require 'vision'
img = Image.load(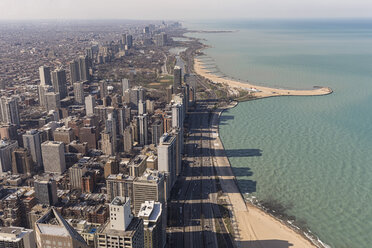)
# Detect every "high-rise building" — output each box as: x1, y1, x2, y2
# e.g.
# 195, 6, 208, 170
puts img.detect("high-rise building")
137, 114, 148, 146
38, 85, 54, 107
133, 169, 165, 215
69, 164, 87, 189
155, 33, 167, 47
104, 157, 119, 178
34, 178, 58, 206
151, 120, 164, 146
138, 201, 164, 248
96, 197, 144, 248
100, 81, 108, 99
173, 66, 182, 91
128, 155, 147, 178
45, 91, 60, 112
35, 208, 88, 248
0, 139, 18, 173
123, 126, 133, 153
69, 60, 80, 84
0, 96, 20, 126
146, 100, 154, 114
51, 69, 68, 99
157, 133, 177, 199
85, 95, 95, 116
11, 147, 33, 175
78, 56, 90, 82
73, 82, 84, 104
0, 227, 35, 248
39, 66, 52, 86
41, 141, 66, 174
166, 85, 173, 104
122, 78, 130, 95
79, 126, 98, 149
106, 113, 117, 151
126, 34, 133, 48
106, 174, 134, 202
171, 103, 183, 128
138, 100, 146, 115
53, 127, 74, 144
23, 130, 43, 168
